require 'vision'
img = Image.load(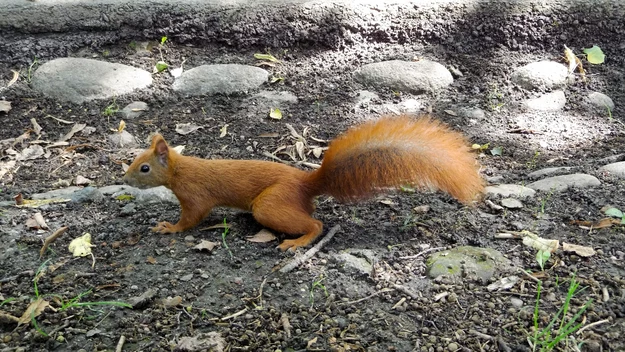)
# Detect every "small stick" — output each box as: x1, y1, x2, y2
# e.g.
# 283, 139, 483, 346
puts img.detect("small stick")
221, 307, 248, 321
575, 319, 610, 335
393, 284, 419, 300
115, 335, 126, 352
399, 246, 445, 260
517, 267, 540, 283
40, 226, 68, 258
279, 225, 340, 273
339, 288, 394, 306
469, 329, 494, 341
